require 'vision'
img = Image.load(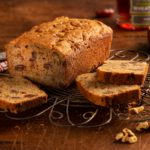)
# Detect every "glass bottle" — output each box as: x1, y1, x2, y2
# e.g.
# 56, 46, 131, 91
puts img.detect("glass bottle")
117, 0, 150, 30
